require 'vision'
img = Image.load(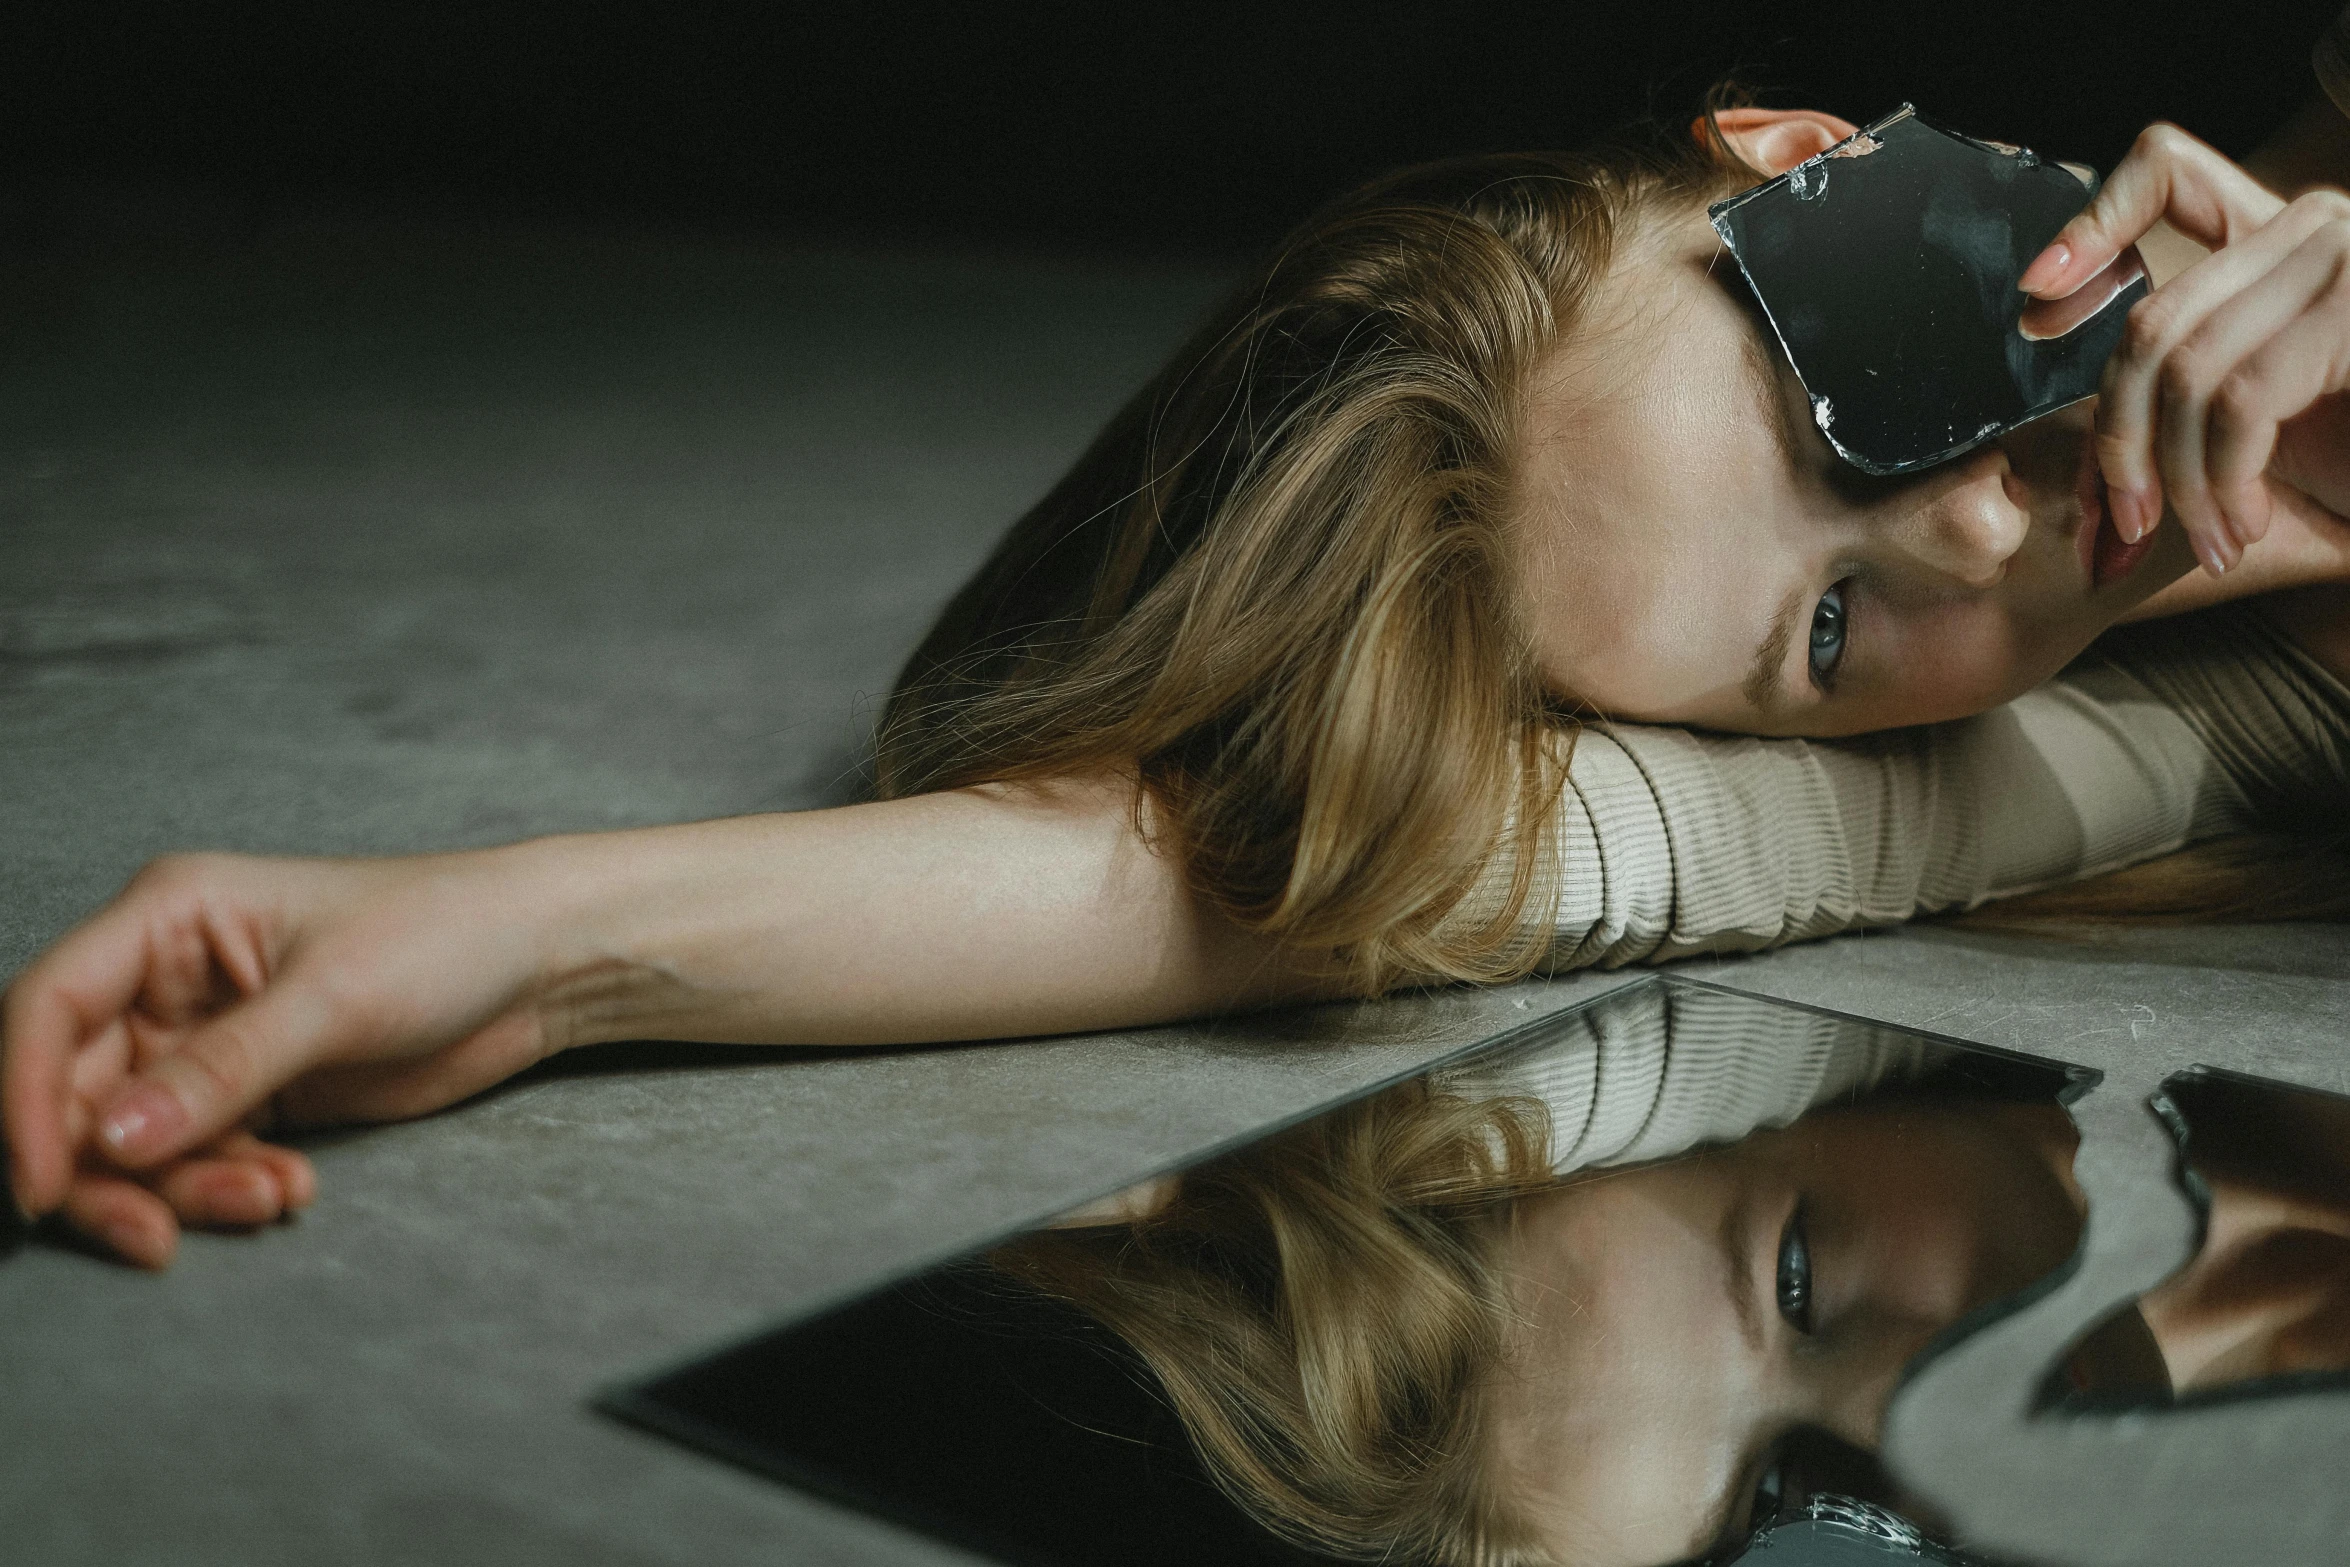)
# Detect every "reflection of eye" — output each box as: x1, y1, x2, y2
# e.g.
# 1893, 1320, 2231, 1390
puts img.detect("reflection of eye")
1776, 1204, 1815, 1334
1808, 584, 1850, 689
